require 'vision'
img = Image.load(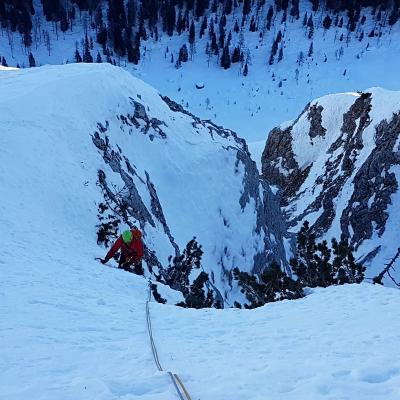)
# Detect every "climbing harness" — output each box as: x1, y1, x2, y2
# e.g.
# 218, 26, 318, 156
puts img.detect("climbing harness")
146, 282, 193, 400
